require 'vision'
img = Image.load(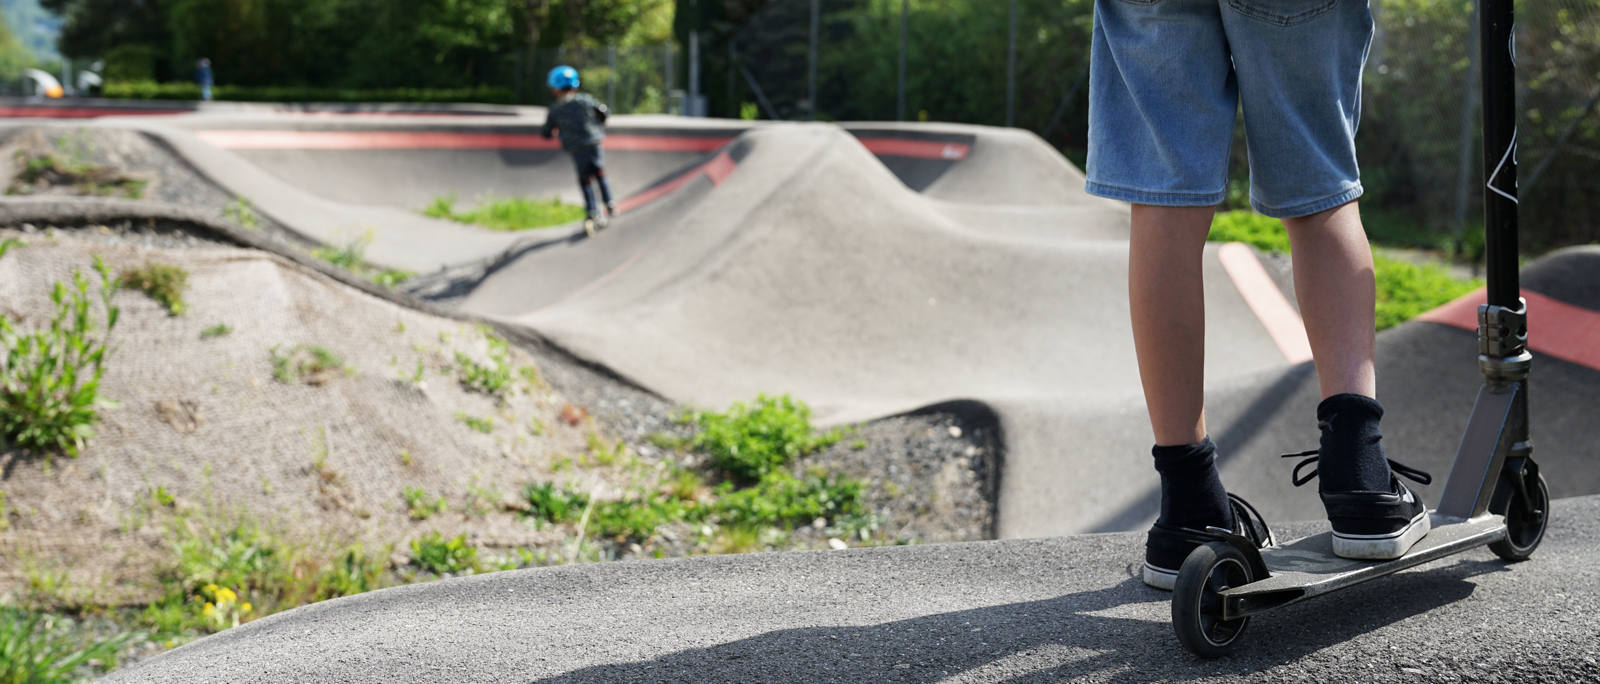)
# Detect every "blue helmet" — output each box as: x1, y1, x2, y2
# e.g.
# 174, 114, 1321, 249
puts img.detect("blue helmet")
547, 65, 580, 90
